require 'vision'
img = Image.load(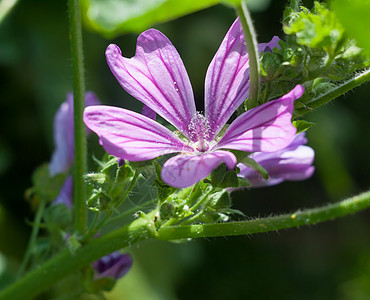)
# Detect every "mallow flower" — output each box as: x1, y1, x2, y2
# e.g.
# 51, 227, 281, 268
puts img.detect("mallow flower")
84, 18, 304, 188
238, 132, 315, 187
49, 91, 100, 177
49, 93, 133, 279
